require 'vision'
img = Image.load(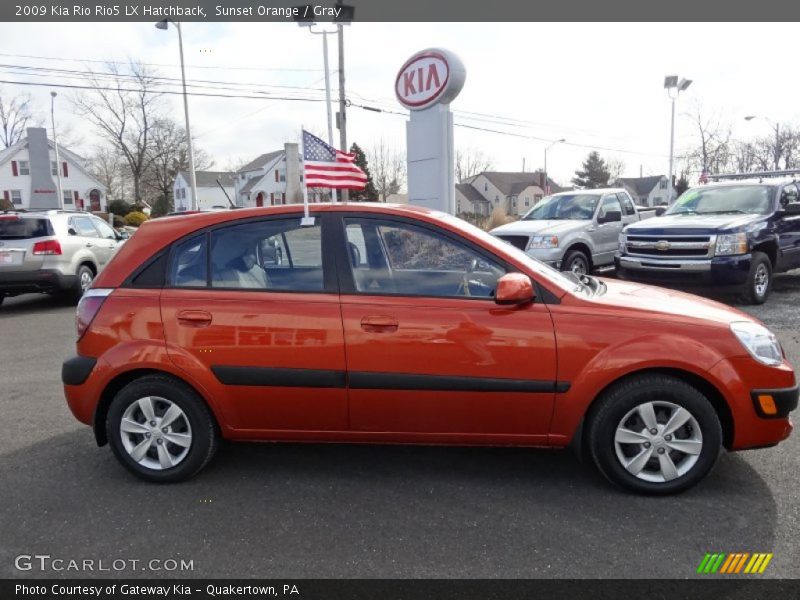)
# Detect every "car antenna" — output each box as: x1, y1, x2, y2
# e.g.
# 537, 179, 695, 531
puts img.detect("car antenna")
216, 178, 236, 209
